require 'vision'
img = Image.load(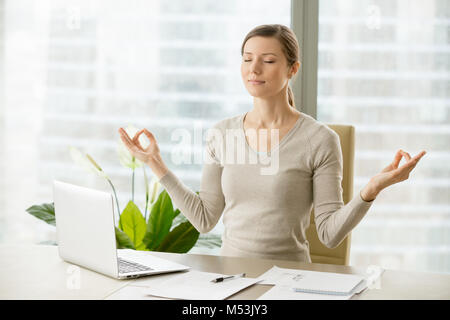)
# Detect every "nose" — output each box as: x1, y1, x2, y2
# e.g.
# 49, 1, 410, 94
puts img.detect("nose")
249, 60, 261, 75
